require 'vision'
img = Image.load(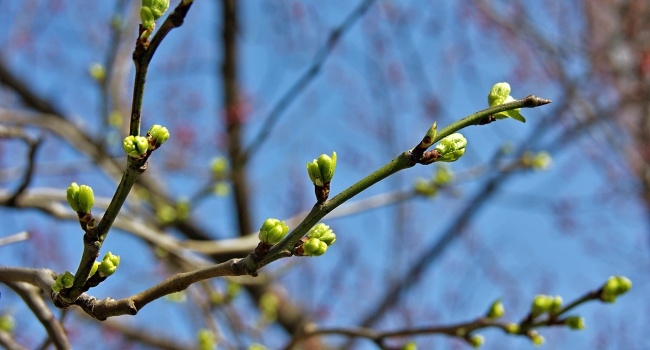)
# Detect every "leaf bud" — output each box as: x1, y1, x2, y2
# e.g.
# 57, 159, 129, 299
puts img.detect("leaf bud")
123, 135, 149, 158
99, 252, 121, 277
148, 124, 170, 146
258, 218, 289, 245
434, 133, 467, 162
303, 237, 328, 256
307, 223, 336, 246
486, 299, 504, 319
